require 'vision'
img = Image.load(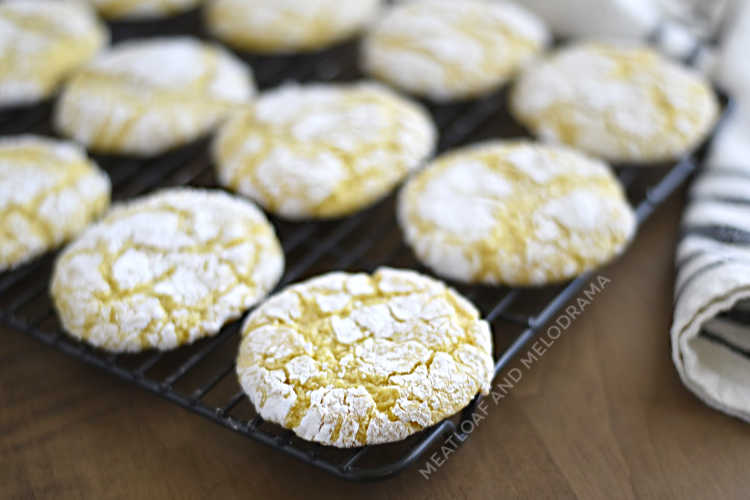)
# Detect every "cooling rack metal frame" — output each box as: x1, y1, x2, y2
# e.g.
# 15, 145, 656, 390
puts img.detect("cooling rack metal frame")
0, 17, 732, 481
